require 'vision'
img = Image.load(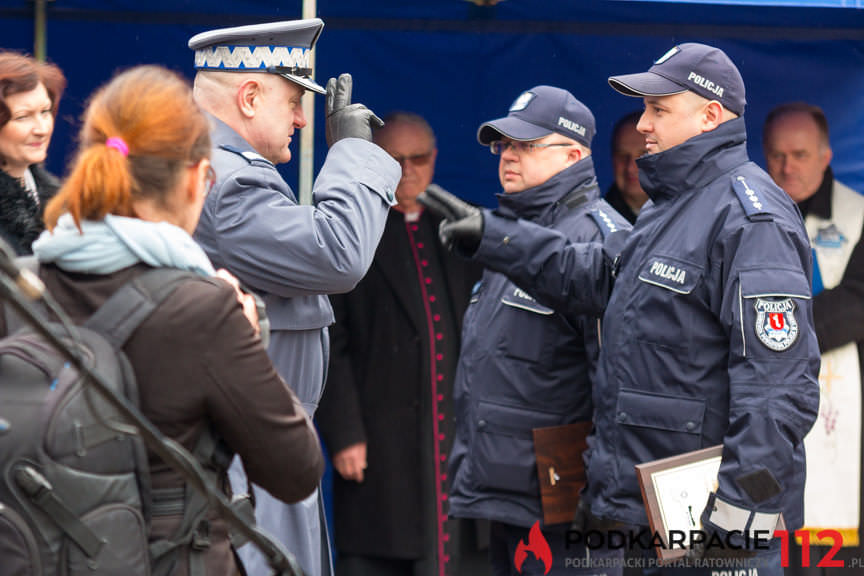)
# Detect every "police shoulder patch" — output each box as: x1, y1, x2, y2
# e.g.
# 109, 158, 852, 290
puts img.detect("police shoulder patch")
589, 207, 620, 239
754, 298, 799, 351
731, 175, 773, 222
